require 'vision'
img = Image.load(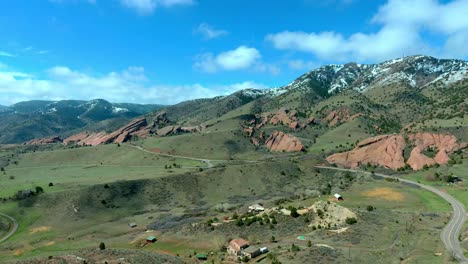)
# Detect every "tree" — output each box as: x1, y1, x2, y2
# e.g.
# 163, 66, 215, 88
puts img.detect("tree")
307, 240, 312, 247
366, 205, 374, 212
290, 207, 300, 218
271, 236, 276, 242
99, 242, 106, 250
48, 182, 54, 187
35, 186, 44, 194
